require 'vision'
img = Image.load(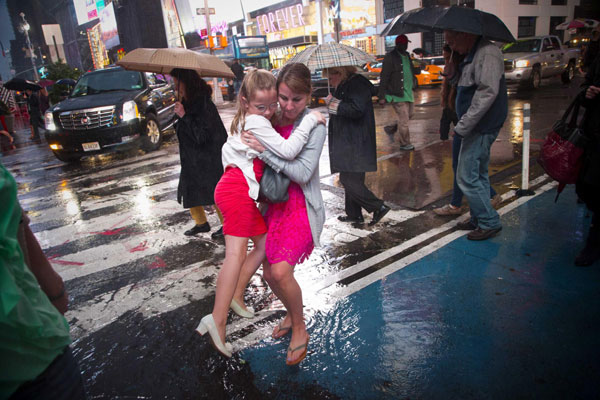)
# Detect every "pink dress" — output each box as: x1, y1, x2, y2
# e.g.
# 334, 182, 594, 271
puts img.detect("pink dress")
264, 124, 314, 266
